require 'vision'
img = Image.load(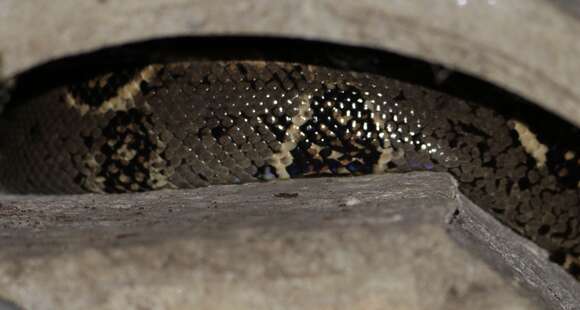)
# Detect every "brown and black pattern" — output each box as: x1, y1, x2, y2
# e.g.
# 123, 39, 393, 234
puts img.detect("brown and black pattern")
0, 60, 579, 279
67, 67, 141, 109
